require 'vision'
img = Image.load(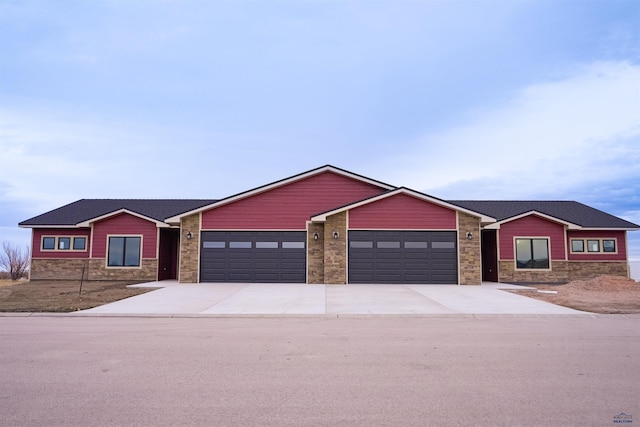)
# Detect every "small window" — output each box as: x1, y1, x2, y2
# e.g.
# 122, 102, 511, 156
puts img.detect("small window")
229, 241, 252, 248
42, 237, 55, 250
516, 238, 549, 269
571, 240, 584, 253
432, 242, 455, 249
377, 241, 400, 249
73, 237, 86, 250
256, 242, 278, 249
350, 241, 374, 248
587, 240, 600, 252
404, 242, 428, 249
203, 241, 225, 249
108, 236, 141, 267
602, 240, 616, 253
58, 237, 71, 250
282, 241, 305, 249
